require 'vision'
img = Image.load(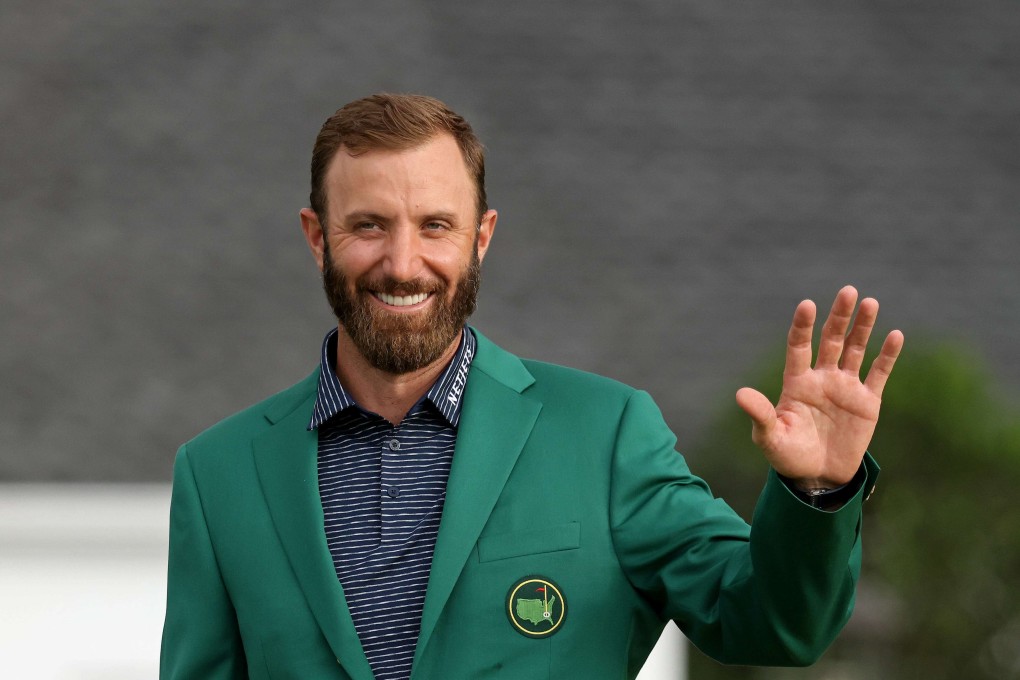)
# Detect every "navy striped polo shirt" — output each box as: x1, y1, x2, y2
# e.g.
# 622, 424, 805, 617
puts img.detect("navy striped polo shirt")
308, 326, 476, 680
